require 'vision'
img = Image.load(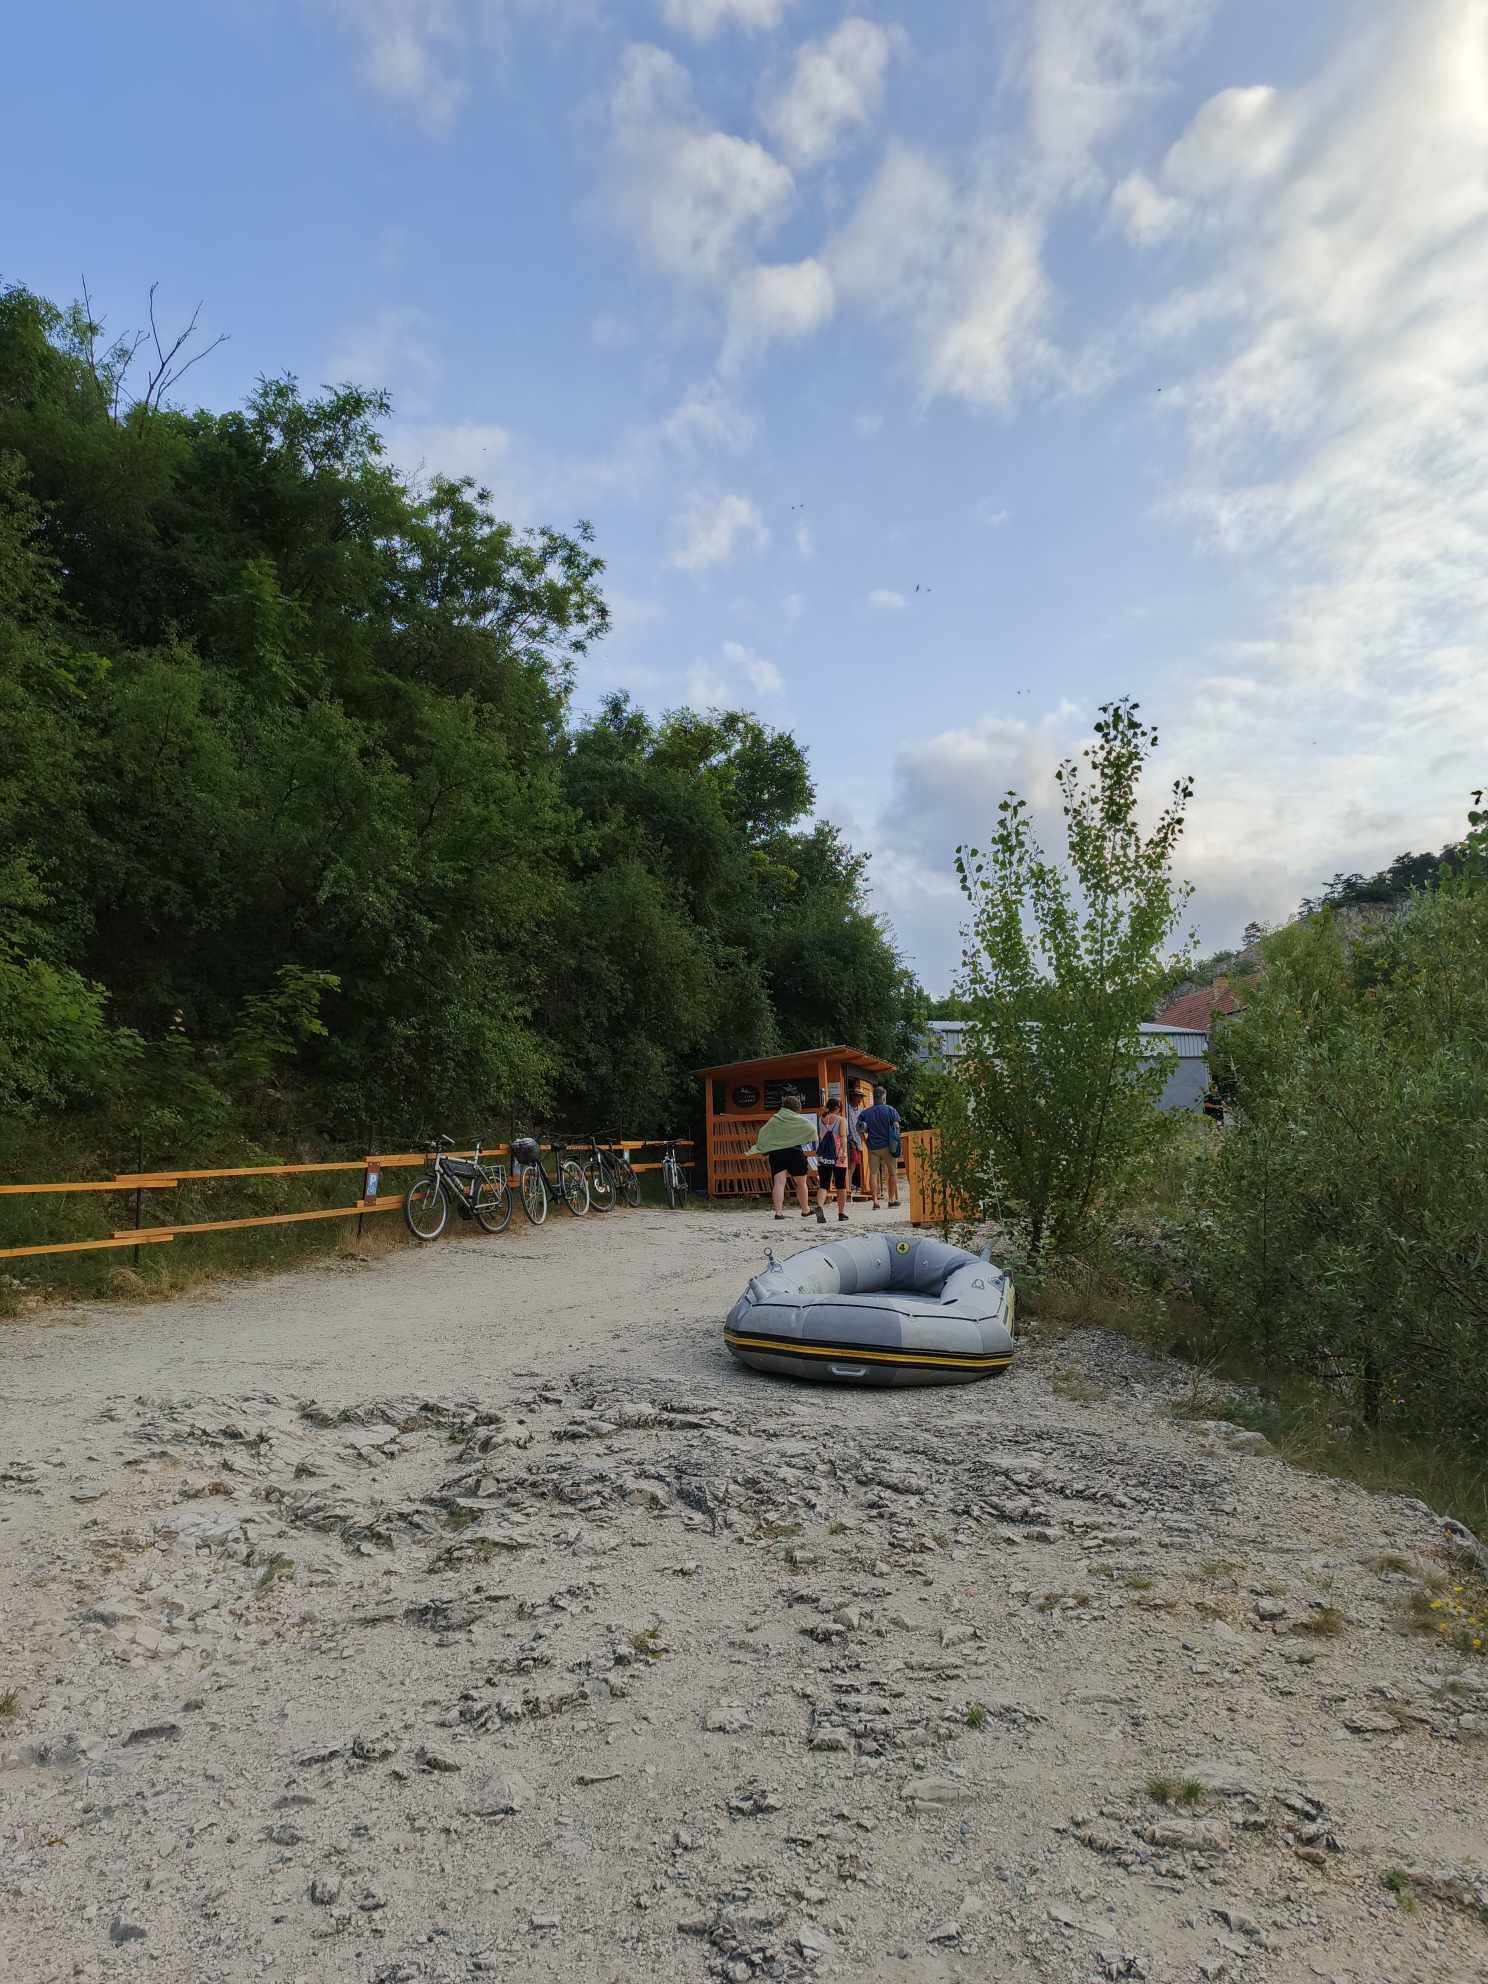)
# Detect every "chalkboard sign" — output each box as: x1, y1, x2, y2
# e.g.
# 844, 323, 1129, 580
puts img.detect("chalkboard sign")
763, 1078, 821, 1110
731, 1084, 760, 1108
